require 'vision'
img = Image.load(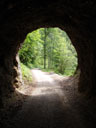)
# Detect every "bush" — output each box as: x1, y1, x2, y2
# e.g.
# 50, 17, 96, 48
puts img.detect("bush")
20, 62, 32, 82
